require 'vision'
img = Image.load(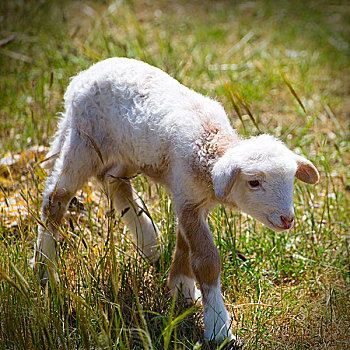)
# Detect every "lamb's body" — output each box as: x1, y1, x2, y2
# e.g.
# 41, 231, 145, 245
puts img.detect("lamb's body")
52, 58, 234, 200
35, 58, 319, 344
